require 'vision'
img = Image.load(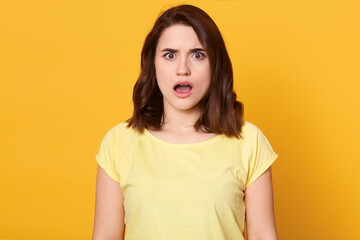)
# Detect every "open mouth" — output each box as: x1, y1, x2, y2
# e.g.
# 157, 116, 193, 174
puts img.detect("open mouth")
173, 83, 193, 93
